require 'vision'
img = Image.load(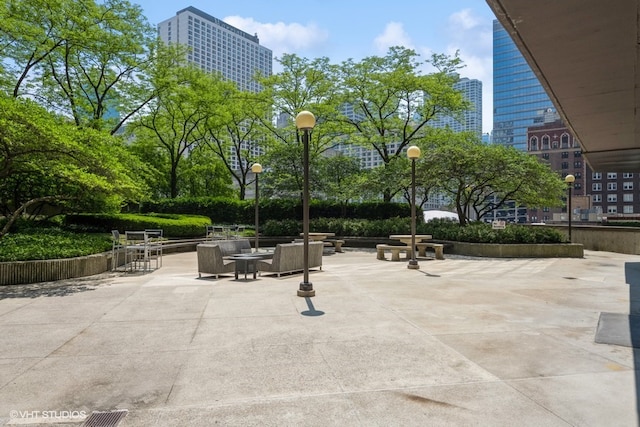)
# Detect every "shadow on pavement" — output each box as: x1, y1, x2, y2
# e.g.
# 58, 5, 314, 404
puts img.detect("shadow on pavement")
0, 274, 118, 299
